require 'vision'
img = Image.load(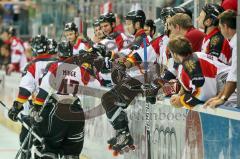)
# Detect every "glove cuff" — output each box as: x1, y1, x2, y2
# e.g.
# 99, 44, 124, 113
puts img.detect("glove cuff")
13, 101, 23, 110
34, 104, 42, 112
